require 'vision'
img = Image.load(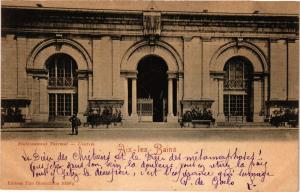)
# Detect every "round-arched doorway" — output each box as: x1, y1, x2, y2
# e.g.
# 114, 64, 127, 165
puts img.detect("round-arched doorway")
46, 53, 78, 121
137, 55, 168, 122
223, 56, 254, 122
